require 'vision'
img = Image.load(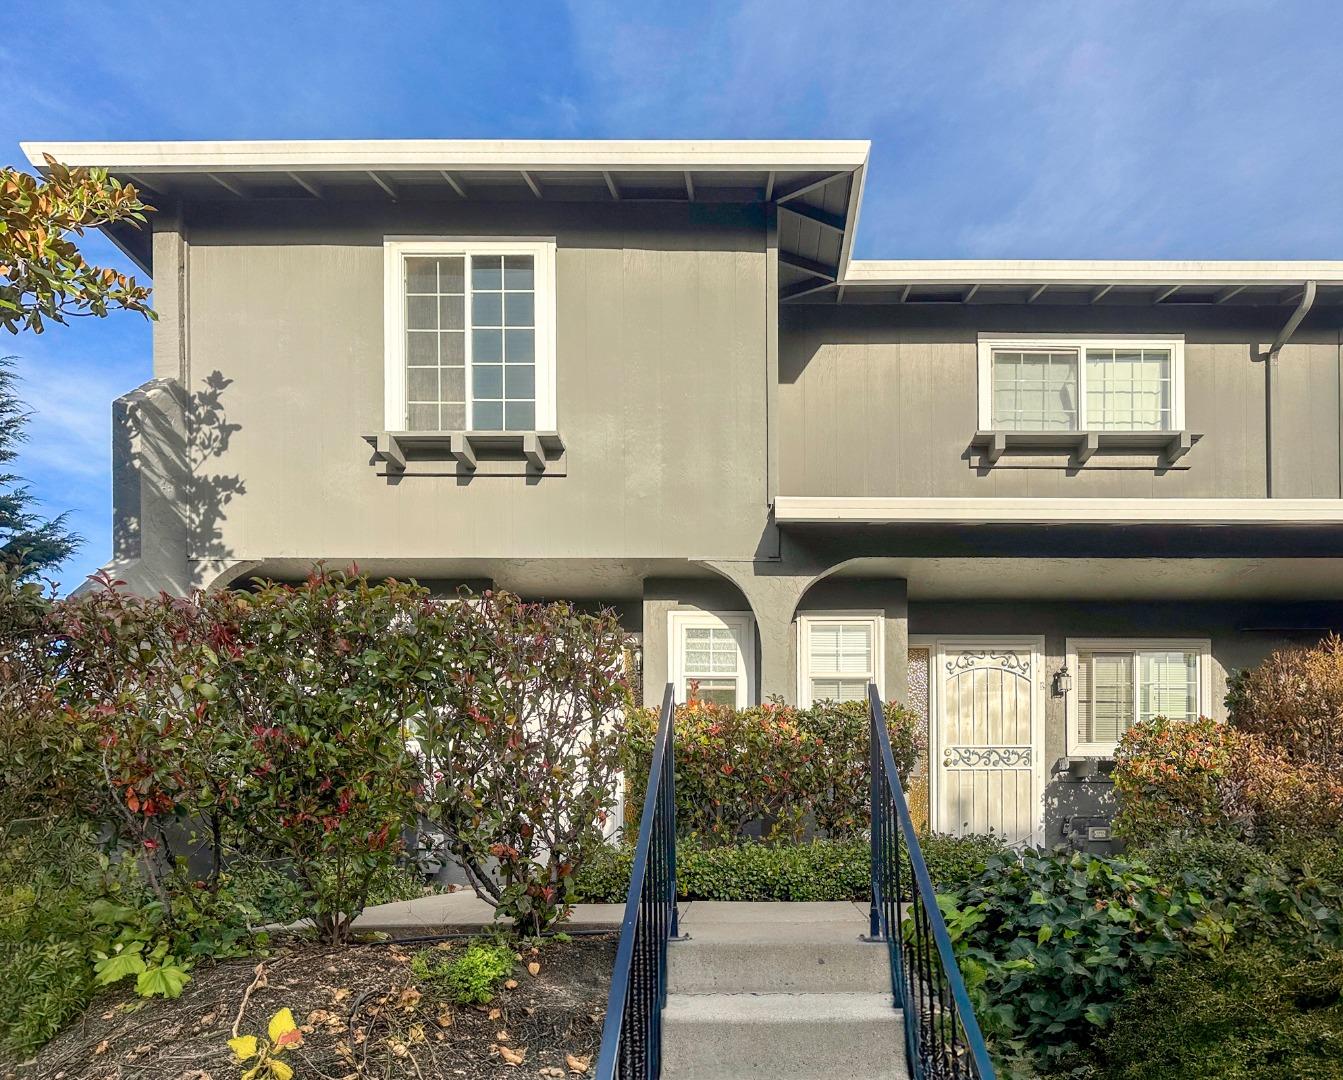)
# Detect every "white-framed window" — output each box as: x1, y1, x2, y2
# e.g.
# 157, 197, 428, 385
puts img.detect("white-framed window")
797, 613, 883, 705
977, 334, 1185, 432
1065, 637, 1212, 755
383, 238, 557, 432
668, 611, 754, 708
